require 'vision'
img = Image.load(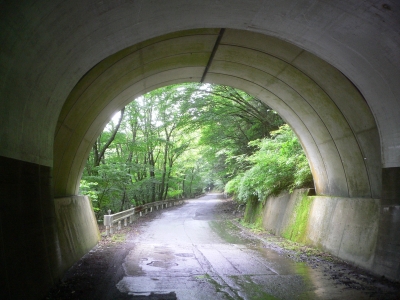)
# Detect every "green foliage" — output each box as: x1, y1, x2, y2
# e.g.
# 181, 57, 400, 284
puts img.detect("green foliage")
79, 180, 99, 200
224, 174, 243, 199
79, 180, 100, 211
80, 83, 313, 219
225, 124, 313, 202
166, 188, 183, 199
193, 85, 285, 186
